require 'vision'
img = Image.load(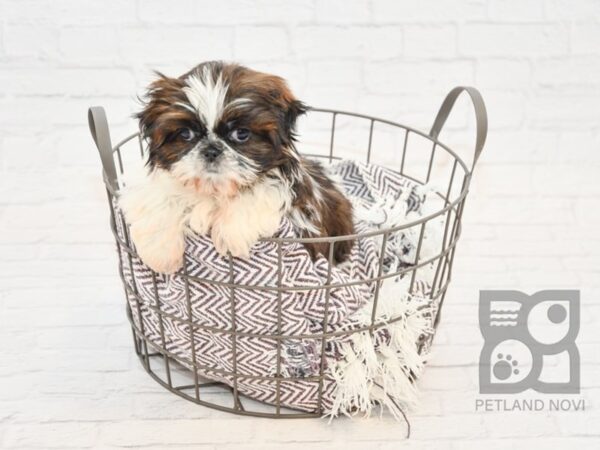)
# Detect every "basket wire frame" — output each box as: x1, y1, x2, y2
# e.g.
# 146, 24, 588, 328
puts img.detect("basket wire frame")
89, 86, 487, 418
